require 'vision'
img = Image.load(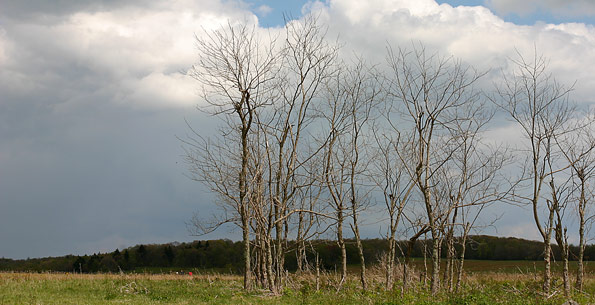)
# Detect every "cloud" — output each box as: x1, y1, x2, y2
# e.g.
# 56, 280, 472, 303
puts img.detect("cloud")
0, 30, 8, 65
485, 0, 595, 18
0, 0, 258, 112
497, 222, 543, 241
256, 4, 273, 17
0, 0, 259, 258
308, 0, 595, 106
